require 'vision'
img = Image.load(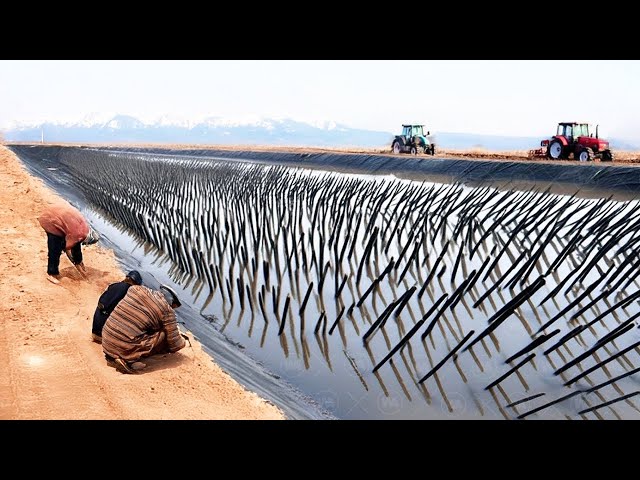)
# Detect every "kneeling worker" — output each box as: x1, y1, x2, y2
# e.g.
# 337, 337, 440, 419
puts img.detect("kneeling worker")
91, 270, 144, 344
102, 284, 186, 374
